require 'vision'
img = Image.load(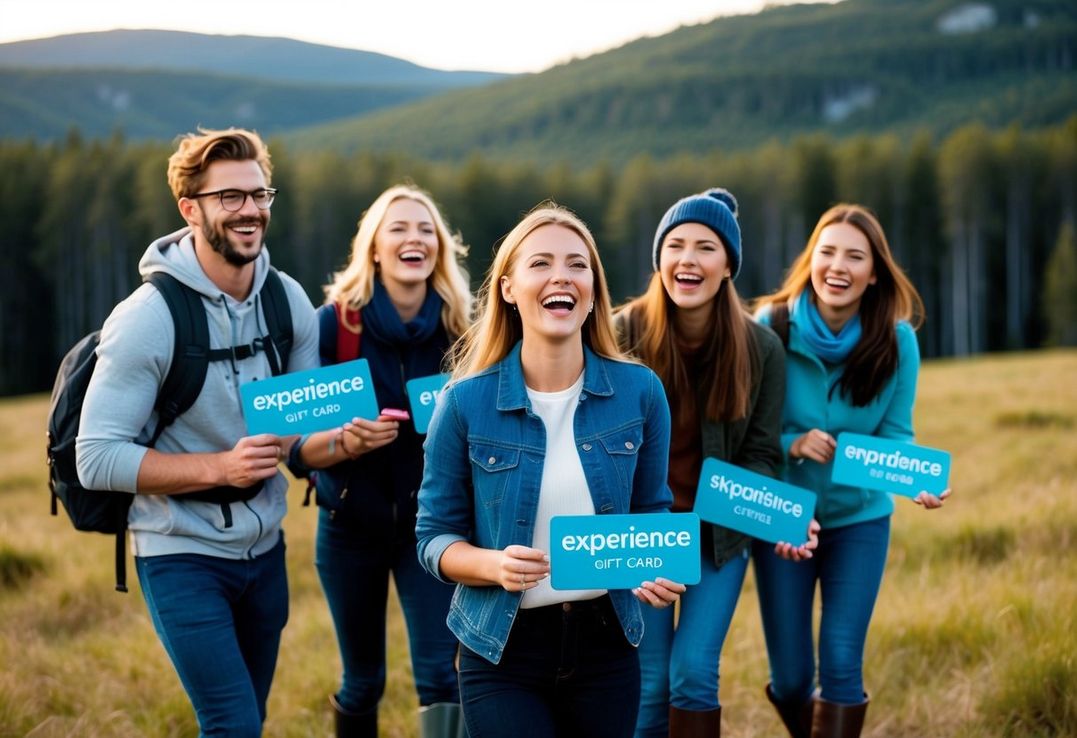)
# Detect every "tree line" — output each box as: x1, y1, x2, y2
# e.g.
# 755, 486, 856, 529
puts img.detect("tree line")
1, 118, 1075, 396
